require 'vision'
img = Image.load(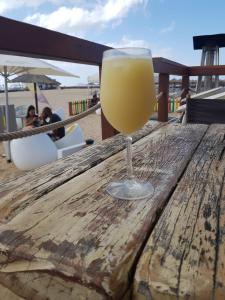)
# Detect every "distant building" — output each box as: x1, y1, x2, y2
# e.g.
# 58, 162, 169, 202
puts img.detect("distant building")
11, 74, 61, 91
38, 78, 61, 90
